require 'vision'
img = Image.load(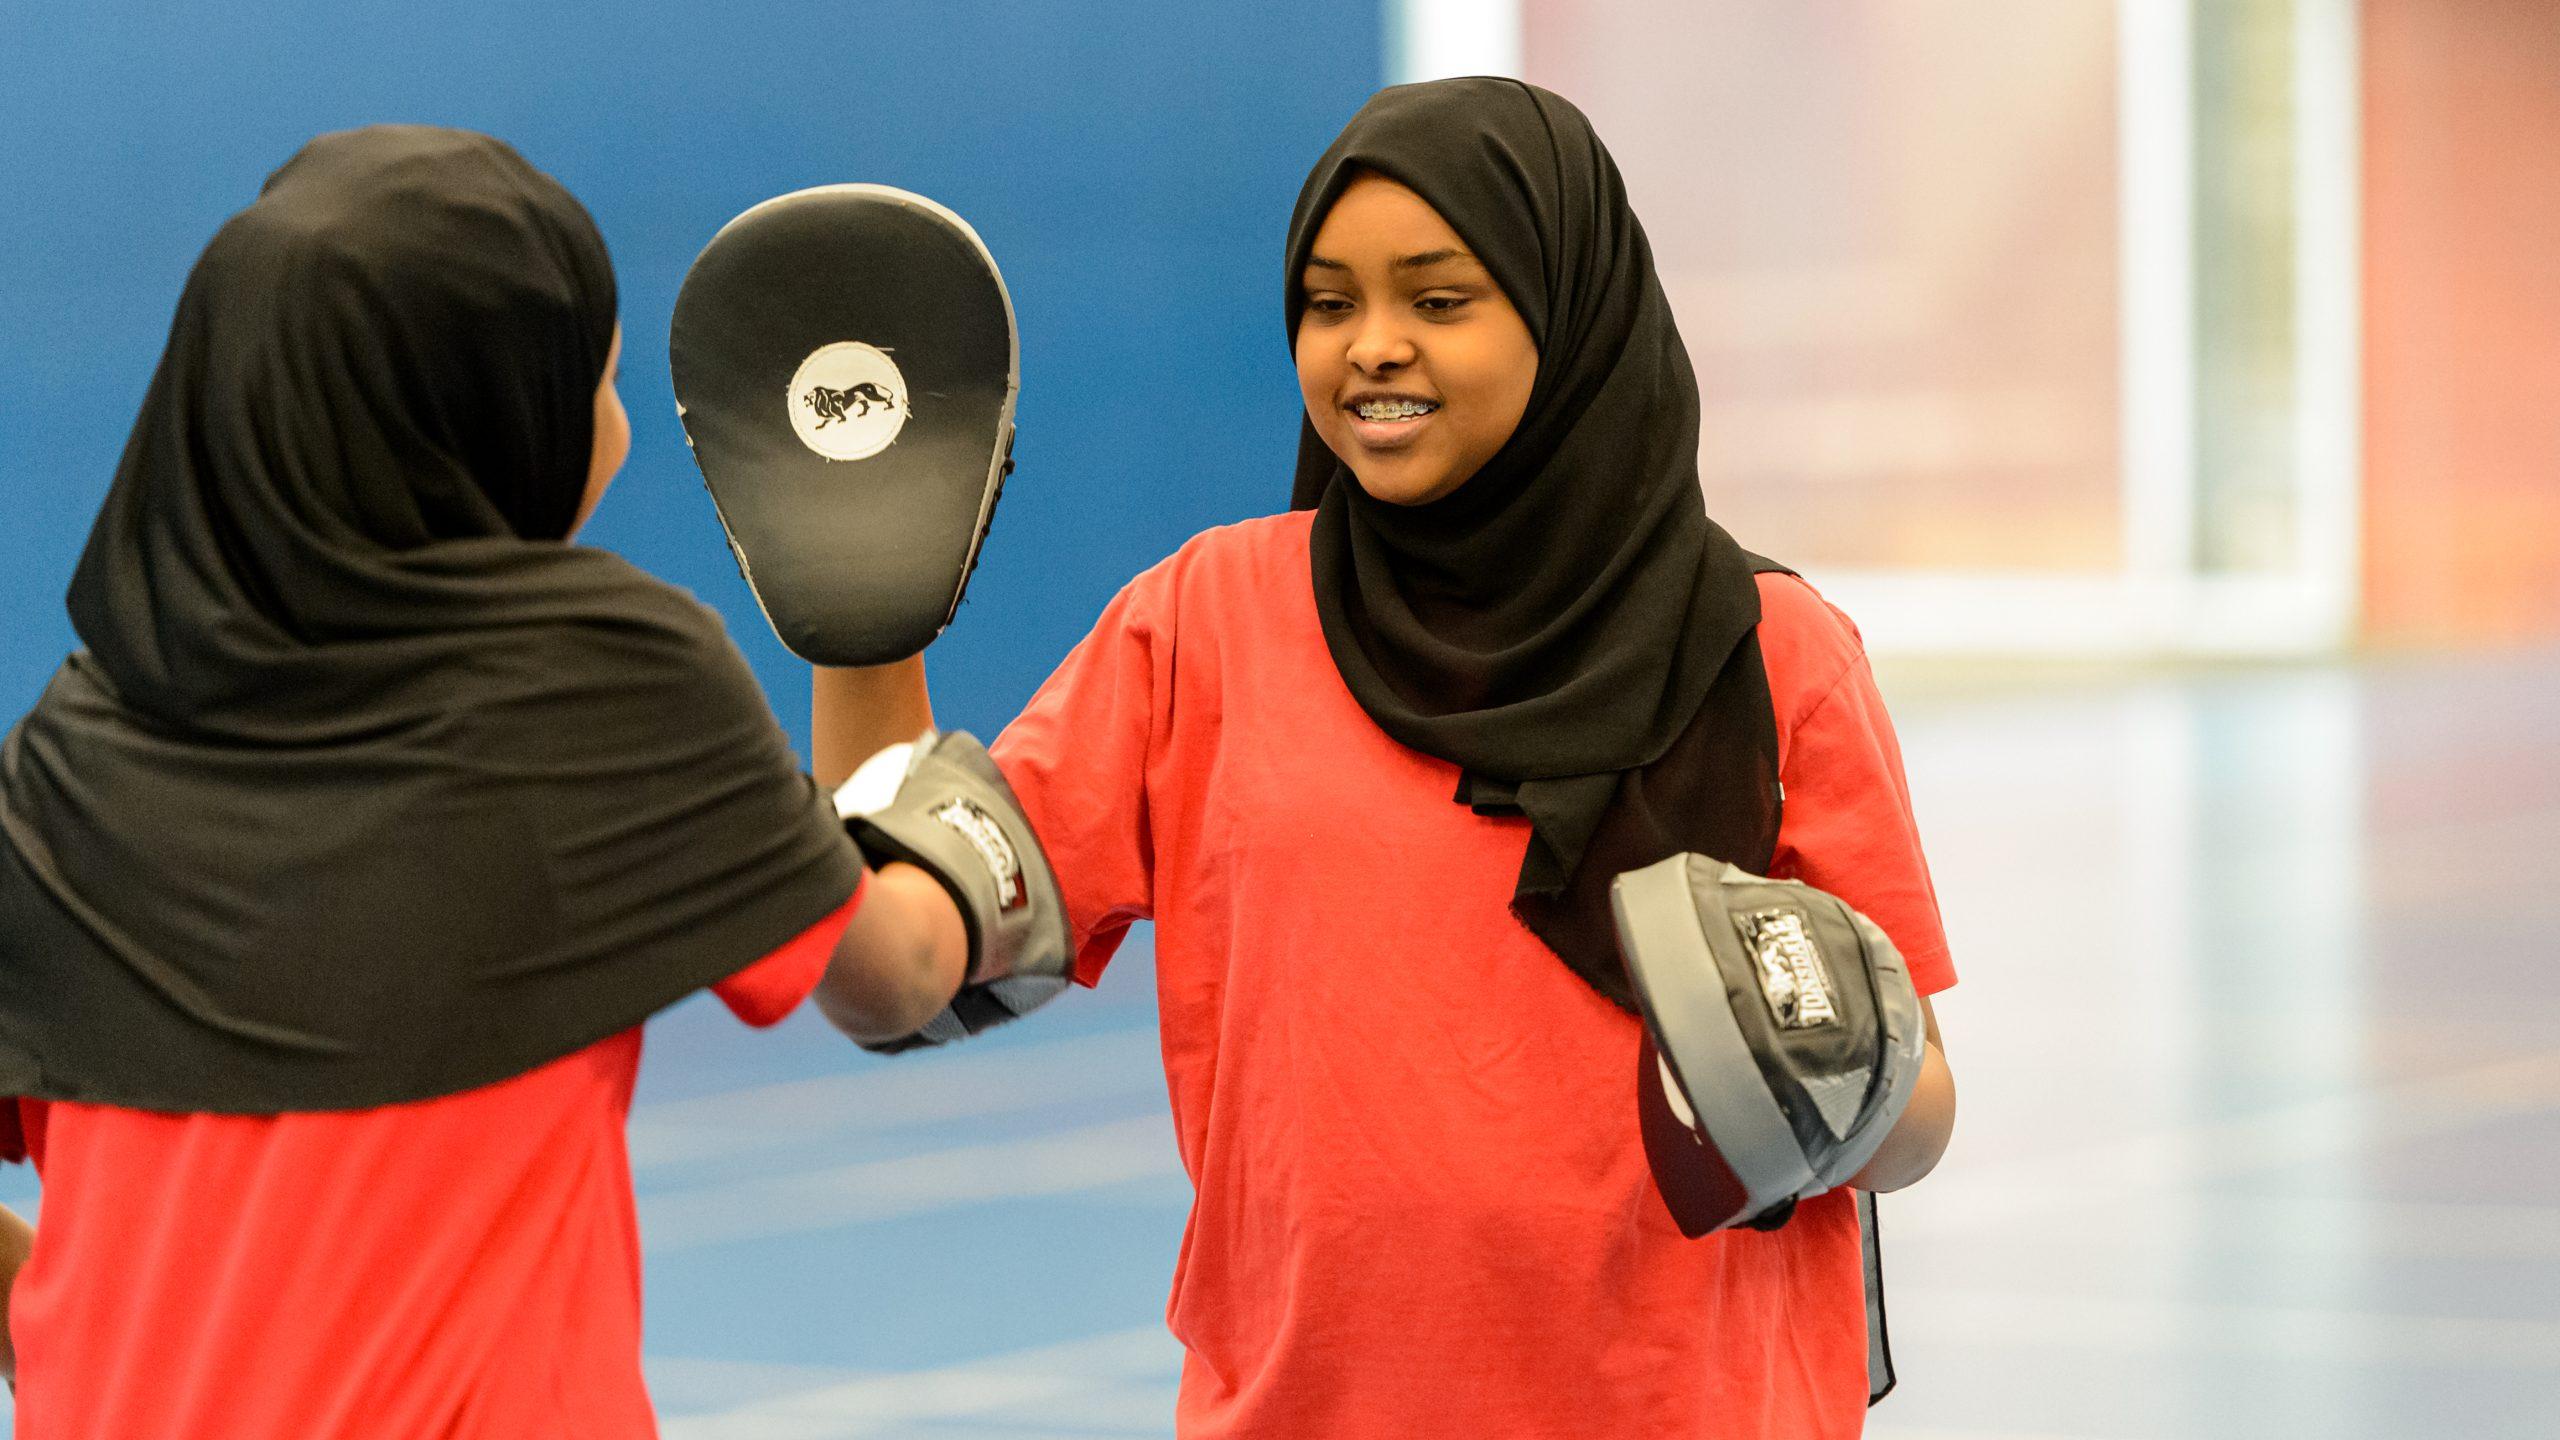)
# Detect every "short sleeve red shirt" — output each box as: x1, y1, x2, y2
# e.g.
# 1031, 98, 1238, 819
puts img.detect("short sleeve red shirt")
991, 512, 1952, 1440
5, 888, 858, 1440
